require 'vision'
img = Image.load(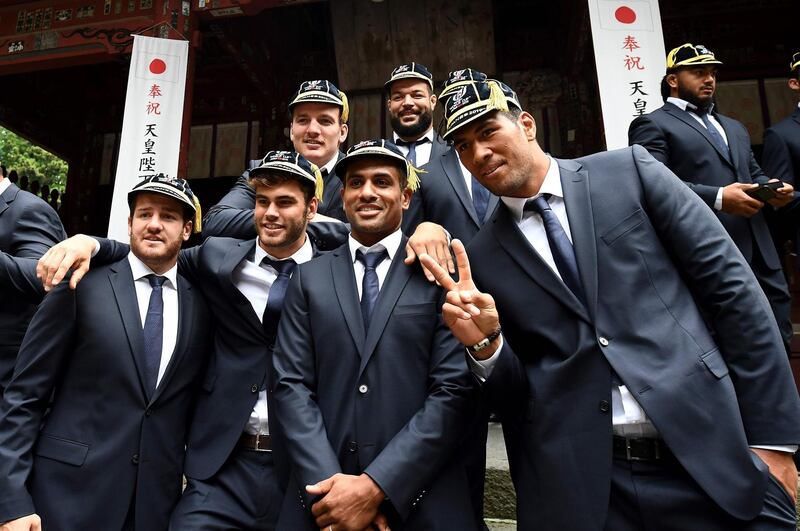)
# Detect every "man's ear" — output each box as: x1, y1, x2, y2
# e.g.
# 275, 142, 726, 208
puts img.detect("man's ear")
788, 77, 800, 92
666, 73, 679, 89
339, 123, 349, 144
518, 112, 537, 142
